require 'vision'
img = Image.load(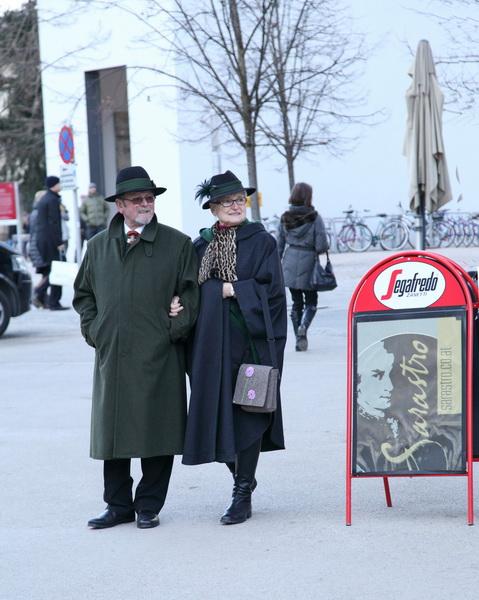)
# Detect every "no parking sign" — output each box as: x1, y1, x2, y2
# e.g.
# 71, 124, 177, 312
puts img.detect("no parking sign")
59, 125, 75, 164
